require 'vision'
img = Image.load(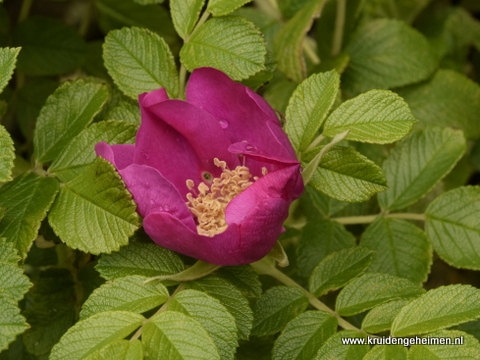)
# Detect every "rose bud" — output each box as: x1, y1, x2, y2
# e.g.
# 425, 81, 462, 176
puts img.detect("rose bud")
96, 67, 303, 266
